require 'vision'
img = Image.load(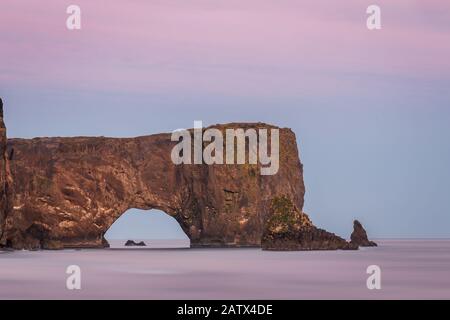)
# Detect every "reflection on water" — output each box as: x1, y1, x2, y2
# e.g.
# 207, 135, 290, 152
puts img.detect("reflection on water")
1, 240, 450, 299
